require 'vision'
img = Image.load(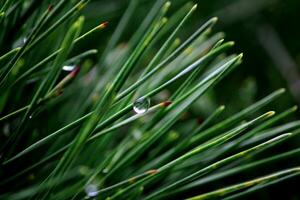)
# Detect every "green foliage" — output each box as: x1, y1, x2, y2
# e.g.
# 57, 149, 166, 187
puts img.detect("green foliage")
0, 0, 299, 199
